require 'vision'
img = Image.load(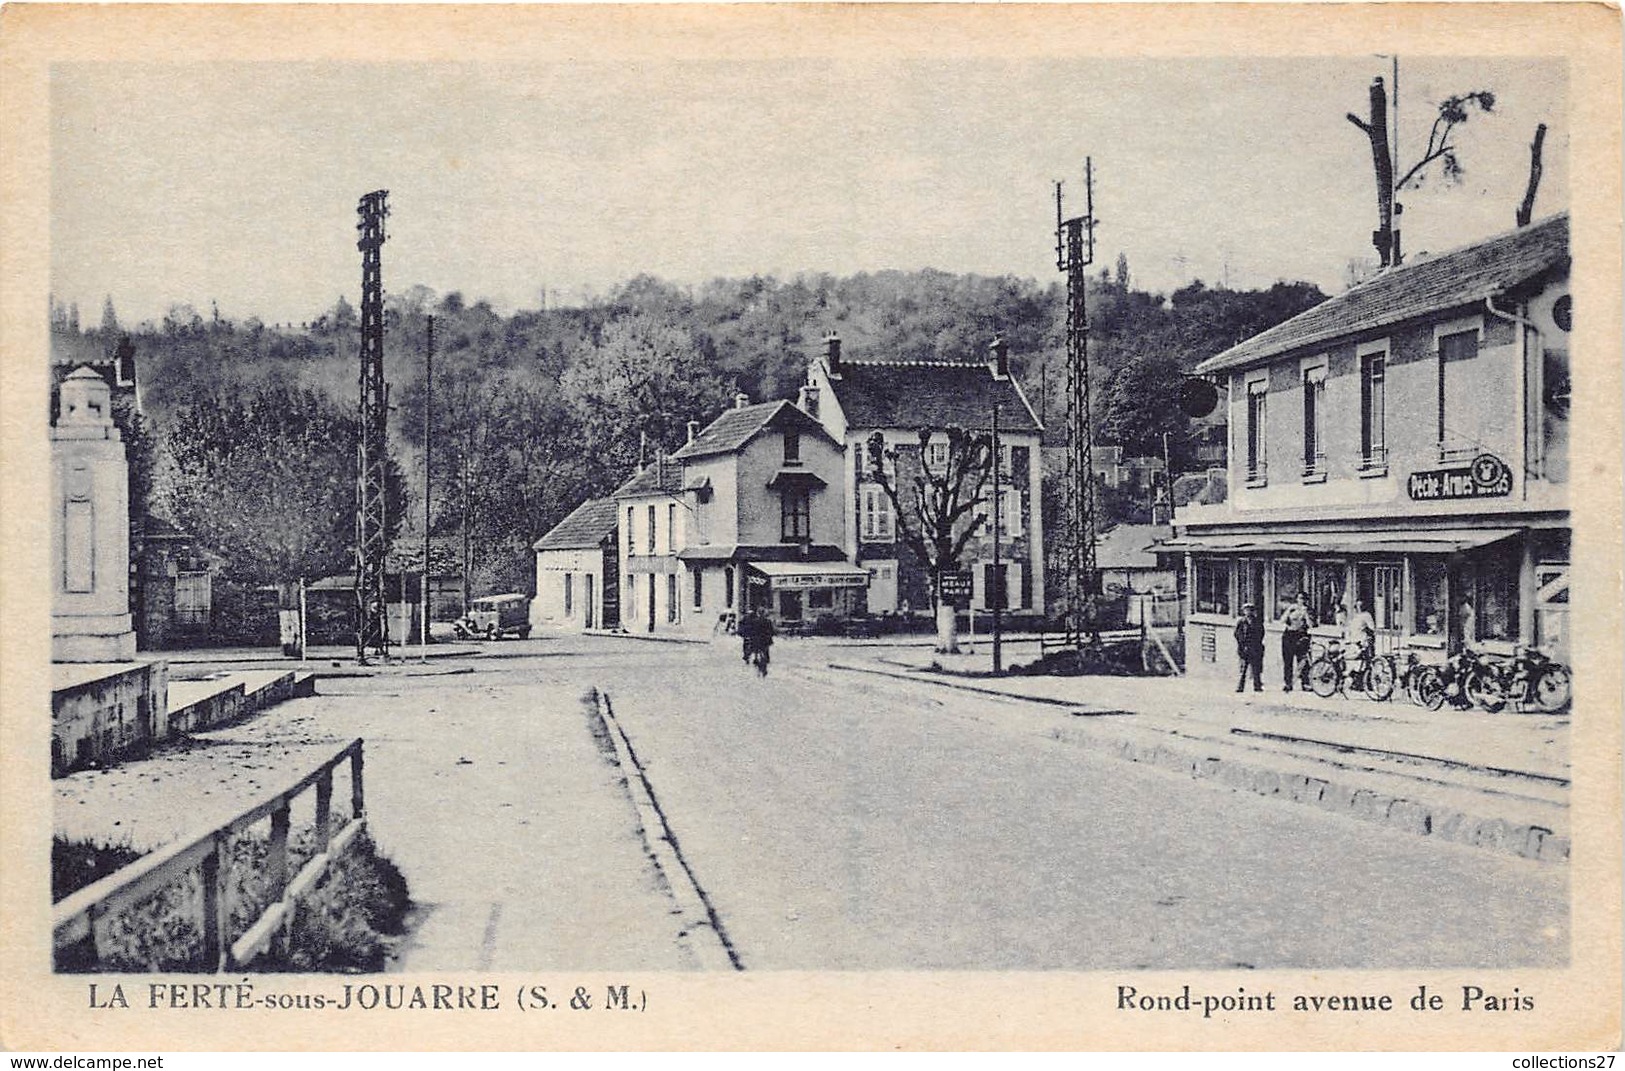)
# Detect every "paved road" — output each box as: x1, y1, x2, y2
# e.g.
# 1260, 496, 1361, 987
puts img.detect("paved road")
70, 634, 1566, 971
580, 635, 1568, 970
